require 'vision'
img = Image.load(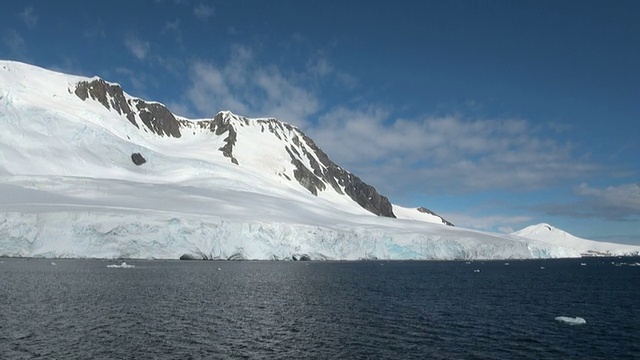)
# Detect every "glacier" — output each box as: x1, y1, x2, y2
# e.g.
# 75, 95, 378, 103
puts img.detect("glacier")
0, 208, 581, 260
0, 60, 592, 260
0, 175, 581, 260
